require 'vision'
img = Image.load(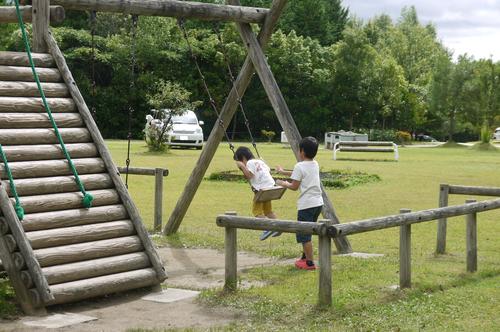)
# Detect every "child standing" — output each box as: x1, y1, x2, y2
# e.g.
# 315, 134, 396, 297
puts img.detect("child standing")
234, 146, 281, 240
276, 137, 323, 270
